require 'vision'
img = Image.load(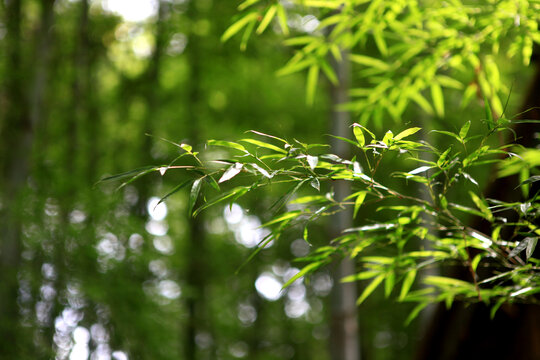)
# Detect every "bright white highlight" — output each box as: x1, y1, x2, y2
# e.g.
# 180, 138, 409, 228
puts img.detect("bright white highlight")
147, 197, 168, 221
102, 0, 158, 22
255, 272, 283, 301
